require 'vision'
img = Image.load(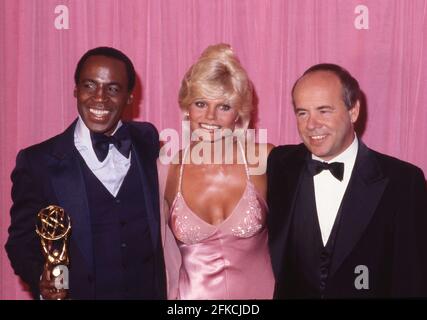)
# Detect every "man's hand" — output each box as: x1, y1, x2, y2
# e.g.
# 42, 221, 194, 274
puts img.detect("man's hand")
39, 263, 67, 300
